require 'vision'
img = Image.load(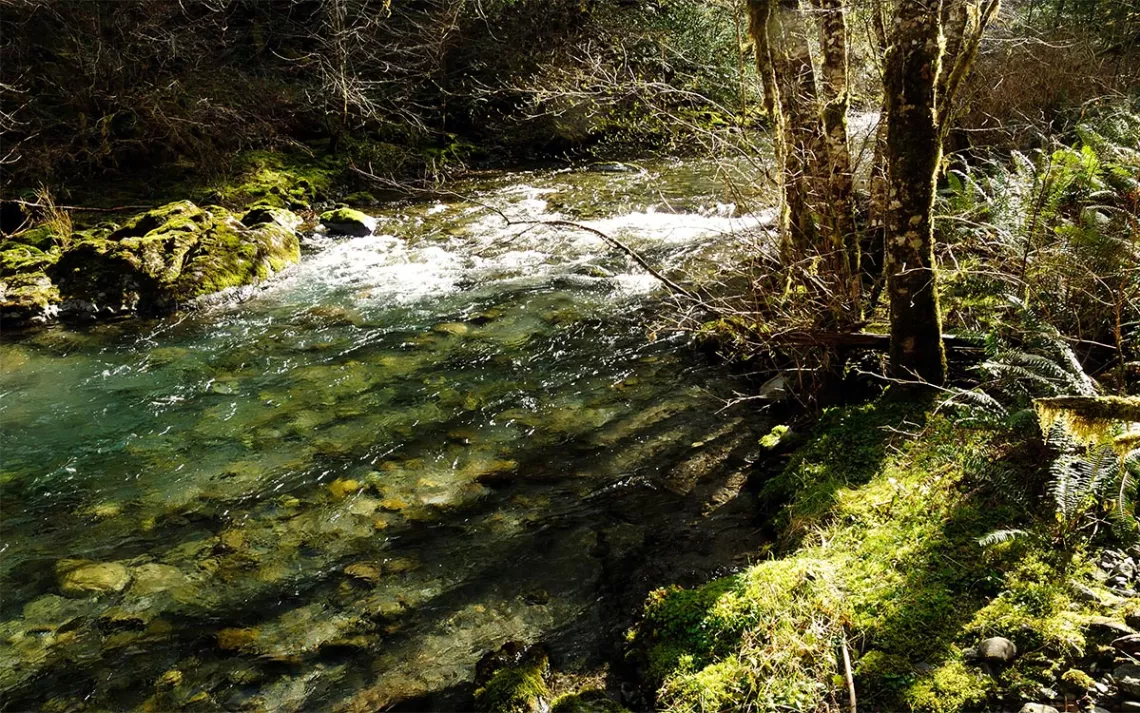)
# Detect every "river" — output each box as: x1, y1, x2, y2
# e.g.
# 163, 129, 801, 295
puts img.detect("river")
0, 158, 776, 711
